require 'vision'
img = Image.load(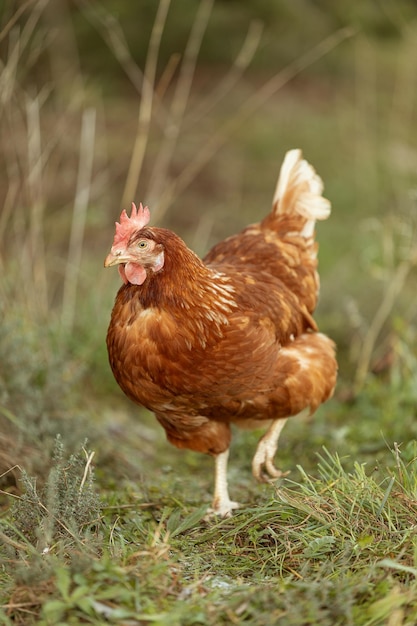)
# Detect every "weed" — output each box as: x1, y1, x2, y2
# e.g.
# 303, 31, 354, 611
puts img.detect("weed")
2, 436, 100, 558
